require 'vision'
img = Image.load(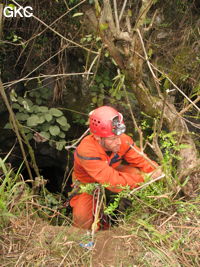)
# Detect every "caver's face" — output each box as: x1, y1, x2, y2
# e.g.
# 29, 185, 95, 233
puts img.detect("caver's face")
100, 135, 122, 153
